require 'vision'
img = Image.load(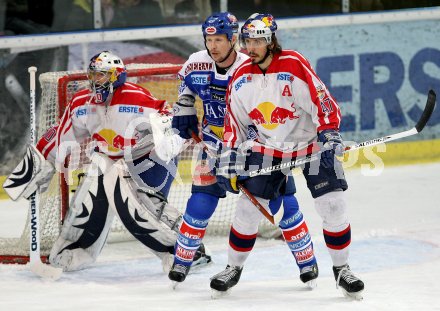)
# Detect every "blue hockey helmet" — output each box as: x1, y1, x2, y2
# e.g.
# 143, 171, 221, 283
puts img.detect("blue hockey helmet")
87, 50, 126, 102
240, 13, 278, 46
202, 12, 239, 41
